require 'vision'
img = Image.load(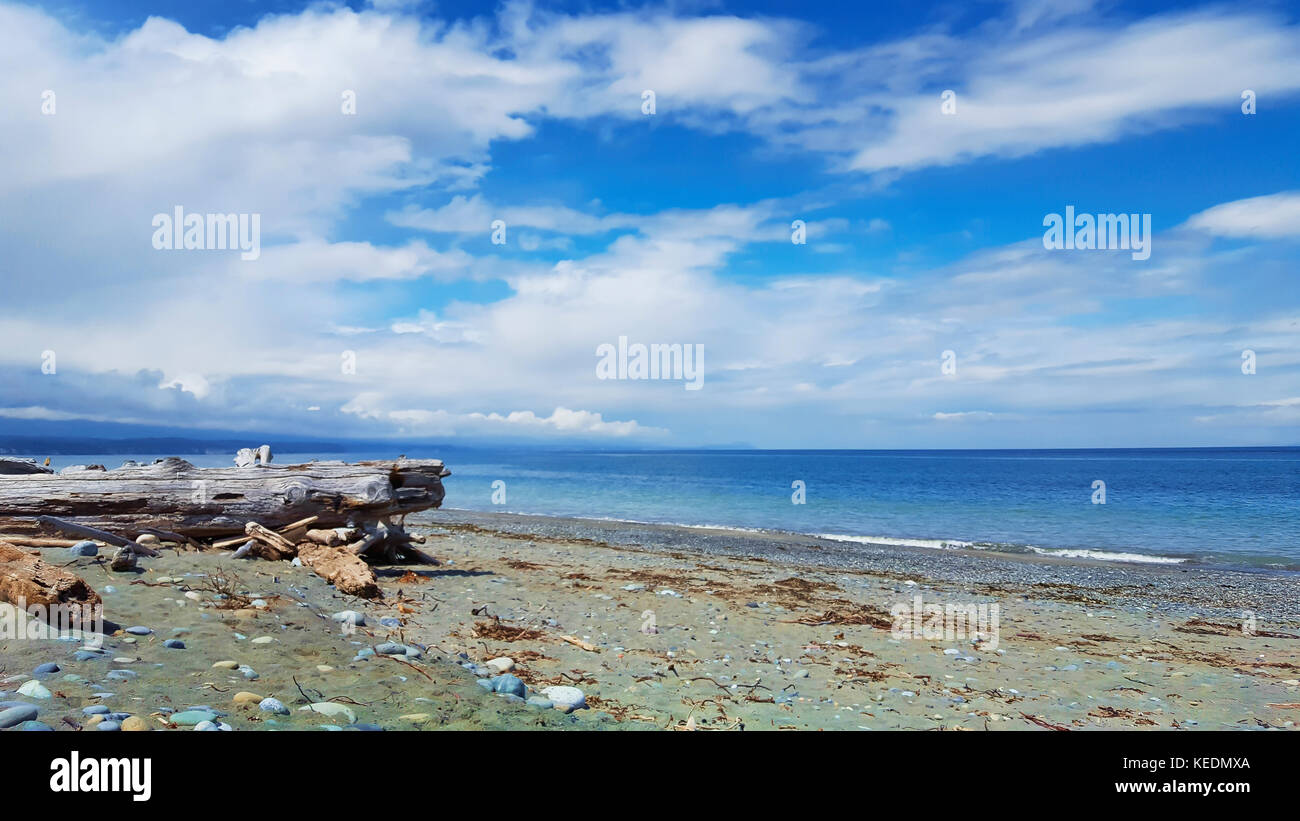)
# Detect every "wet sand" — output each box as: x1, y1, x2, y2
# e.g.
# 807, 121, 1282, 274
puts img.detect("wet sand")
3, 509, 1299, 731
